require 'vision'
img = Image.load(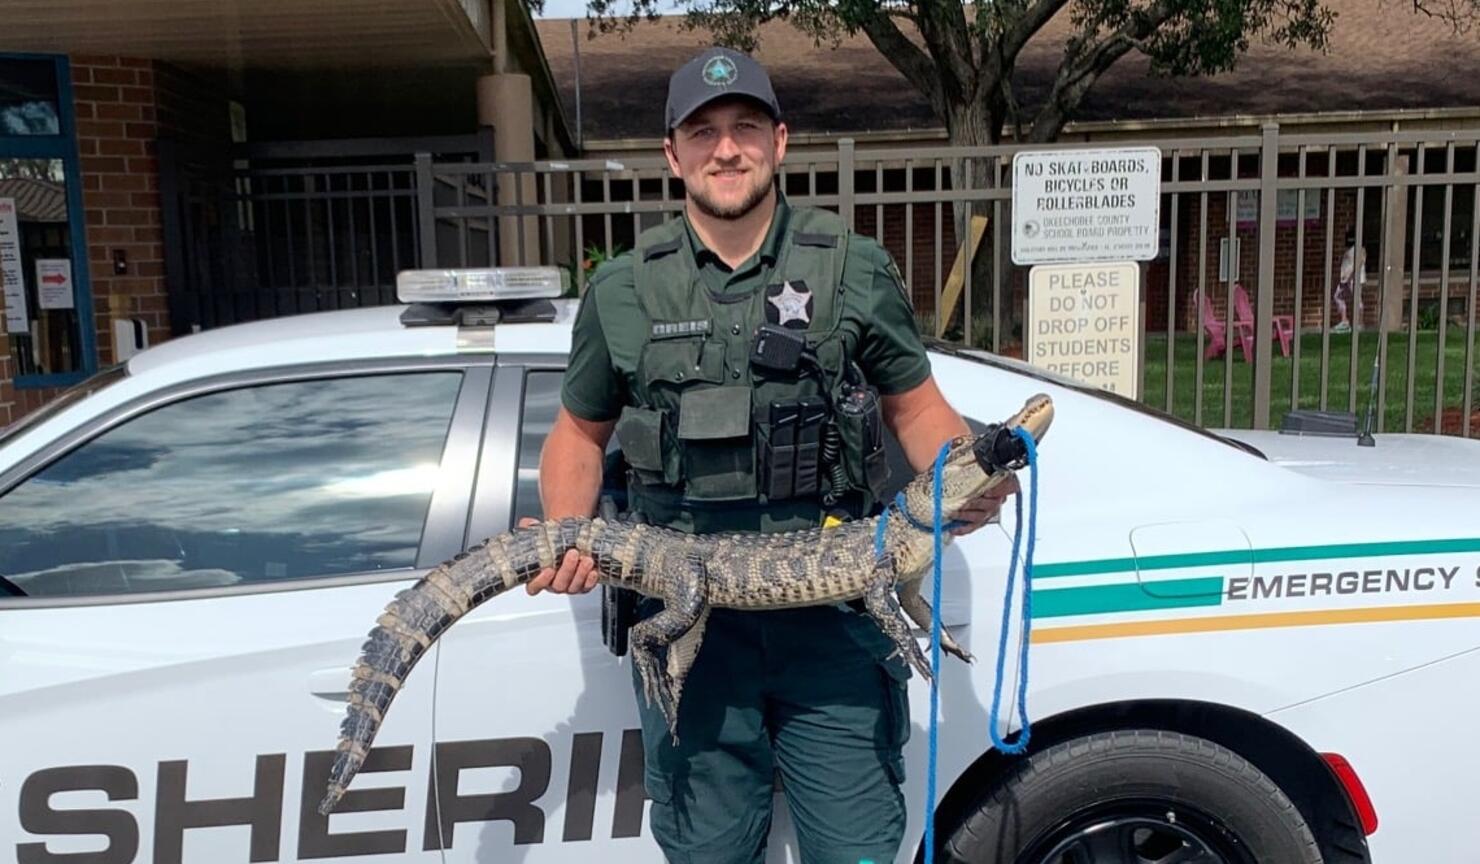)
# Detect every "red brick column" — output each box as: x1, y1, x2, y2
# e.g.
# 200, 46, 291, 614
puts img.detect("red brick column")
0, 359, 62, 427
71, 55, 169, 368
